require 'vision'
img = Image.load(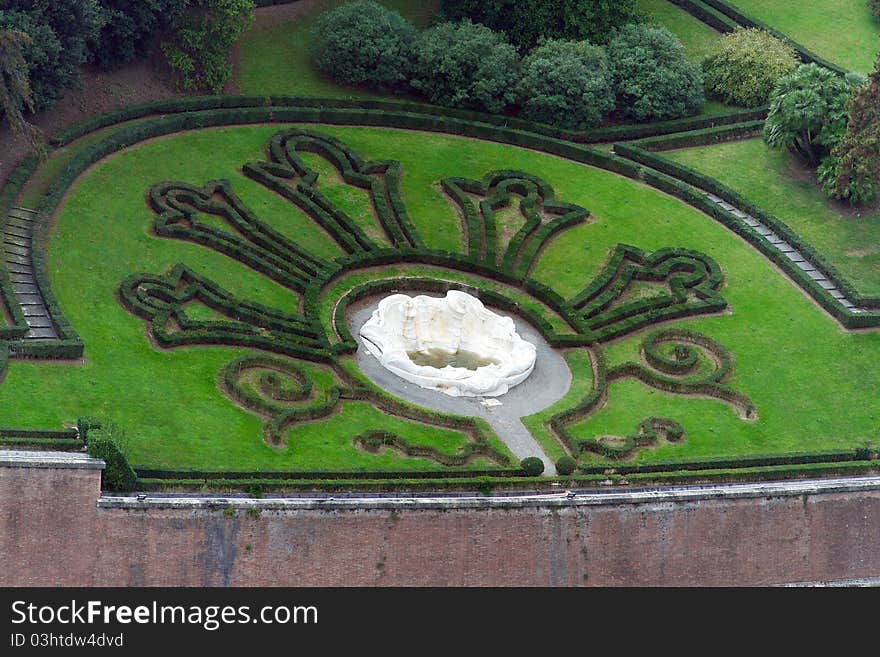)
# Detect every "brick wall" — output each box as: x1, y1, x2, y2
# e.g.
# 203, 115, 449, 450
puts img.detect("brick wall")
3, 461, 880, 586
